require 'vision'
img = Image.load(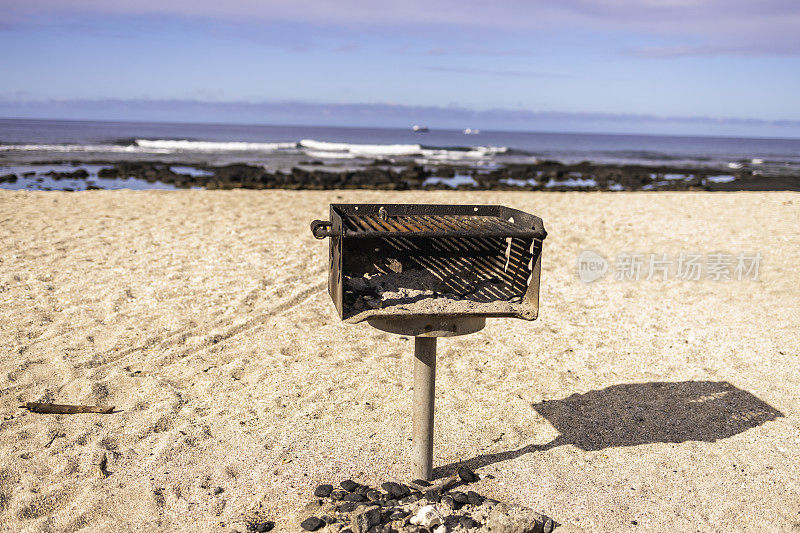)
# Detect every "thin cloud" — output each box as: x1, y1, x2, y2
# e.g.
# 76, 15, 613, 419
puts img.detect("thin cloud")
5, 1, 800, 56
629, 43, 800, 57
333, 43, 360, 52
424, 66, 569, 79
